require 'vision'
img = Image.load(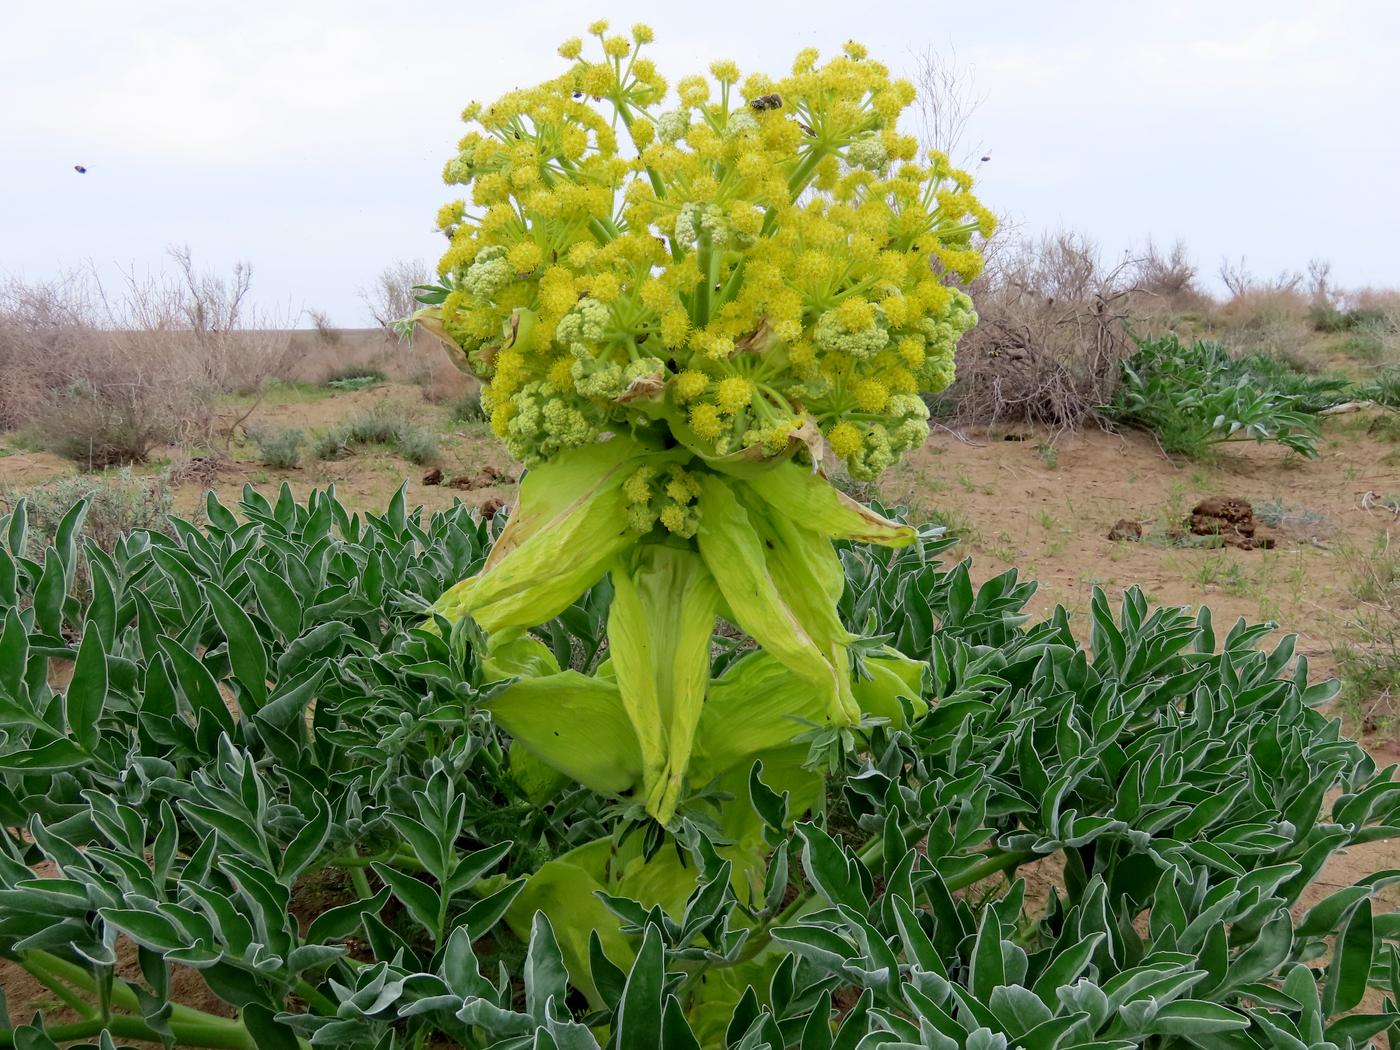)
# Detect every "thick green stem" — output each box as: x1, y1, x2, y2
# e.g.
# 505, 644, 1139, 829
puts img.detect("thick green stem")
348, 863, 374, 899
18, 958, 95, 1018
294, 977, 338, 1017
787, 144, 829, 200
23, 952, 248, 1030
0, 1014, 255, 1049
693, 228, 714, 327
